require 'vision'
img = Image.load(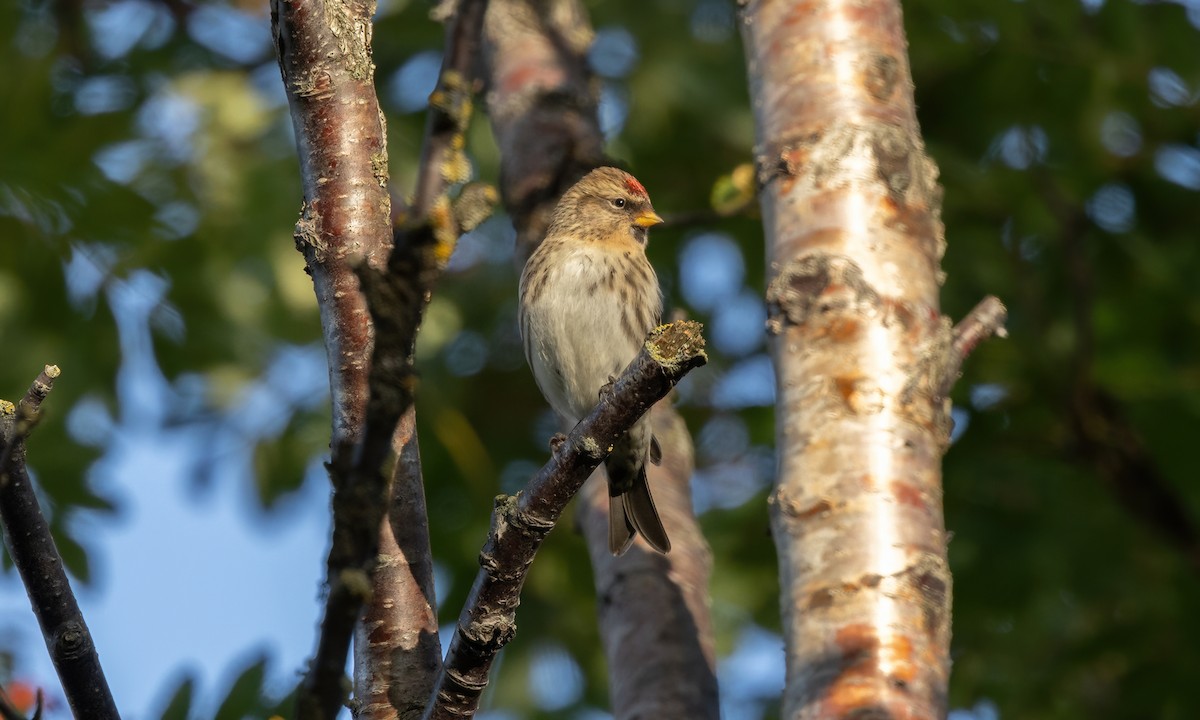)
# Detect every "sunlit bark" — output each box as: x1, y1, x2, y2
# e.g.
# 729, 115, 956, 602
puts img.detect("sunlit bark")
742, 0, 954, 716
